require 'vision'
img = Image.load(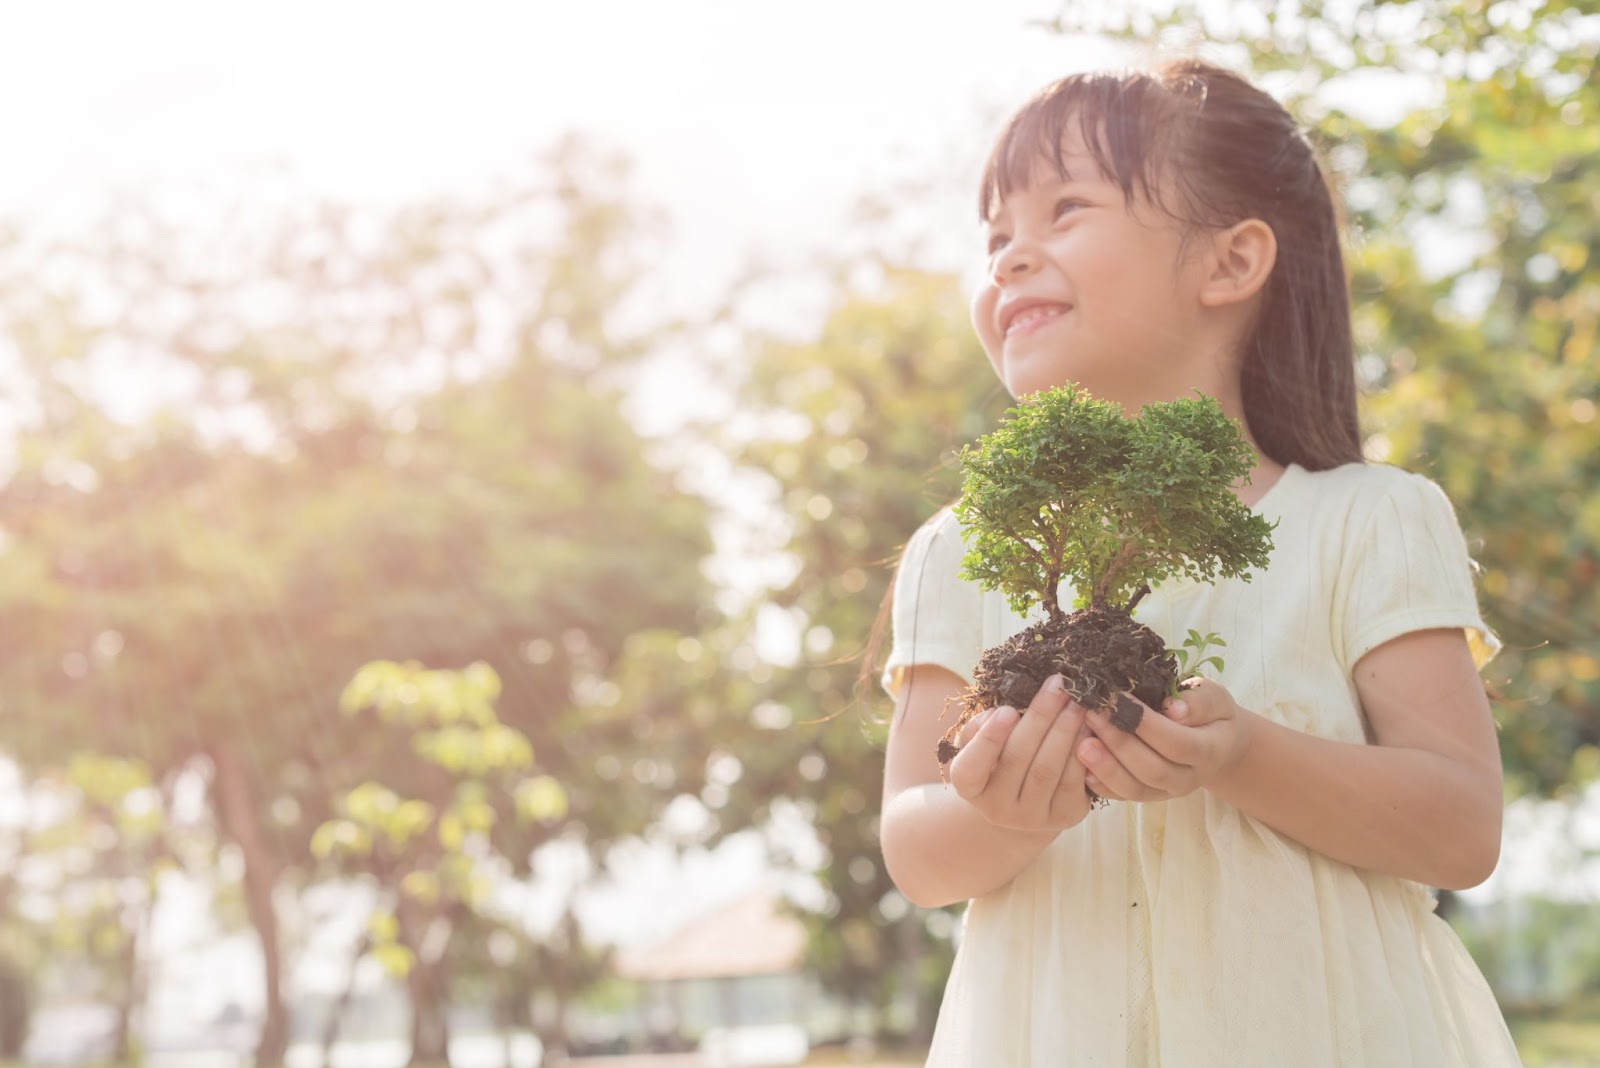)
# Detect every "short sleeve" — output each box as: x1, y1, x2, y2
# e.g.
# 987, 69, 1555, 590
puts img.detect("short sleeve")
880, 508, 986, 698
1337, 471, 1500, 673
